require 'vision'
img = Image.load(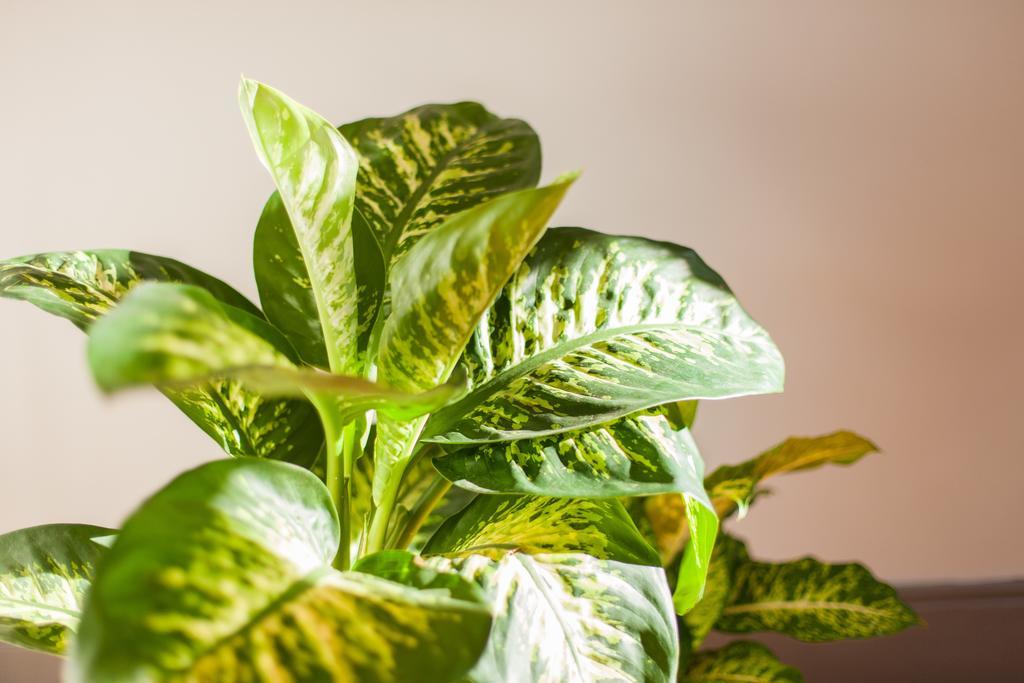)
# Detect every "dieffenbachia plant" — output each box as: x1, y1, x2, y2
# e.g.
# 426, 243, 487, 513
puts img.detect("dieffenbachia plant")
0, 79, 918, 682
